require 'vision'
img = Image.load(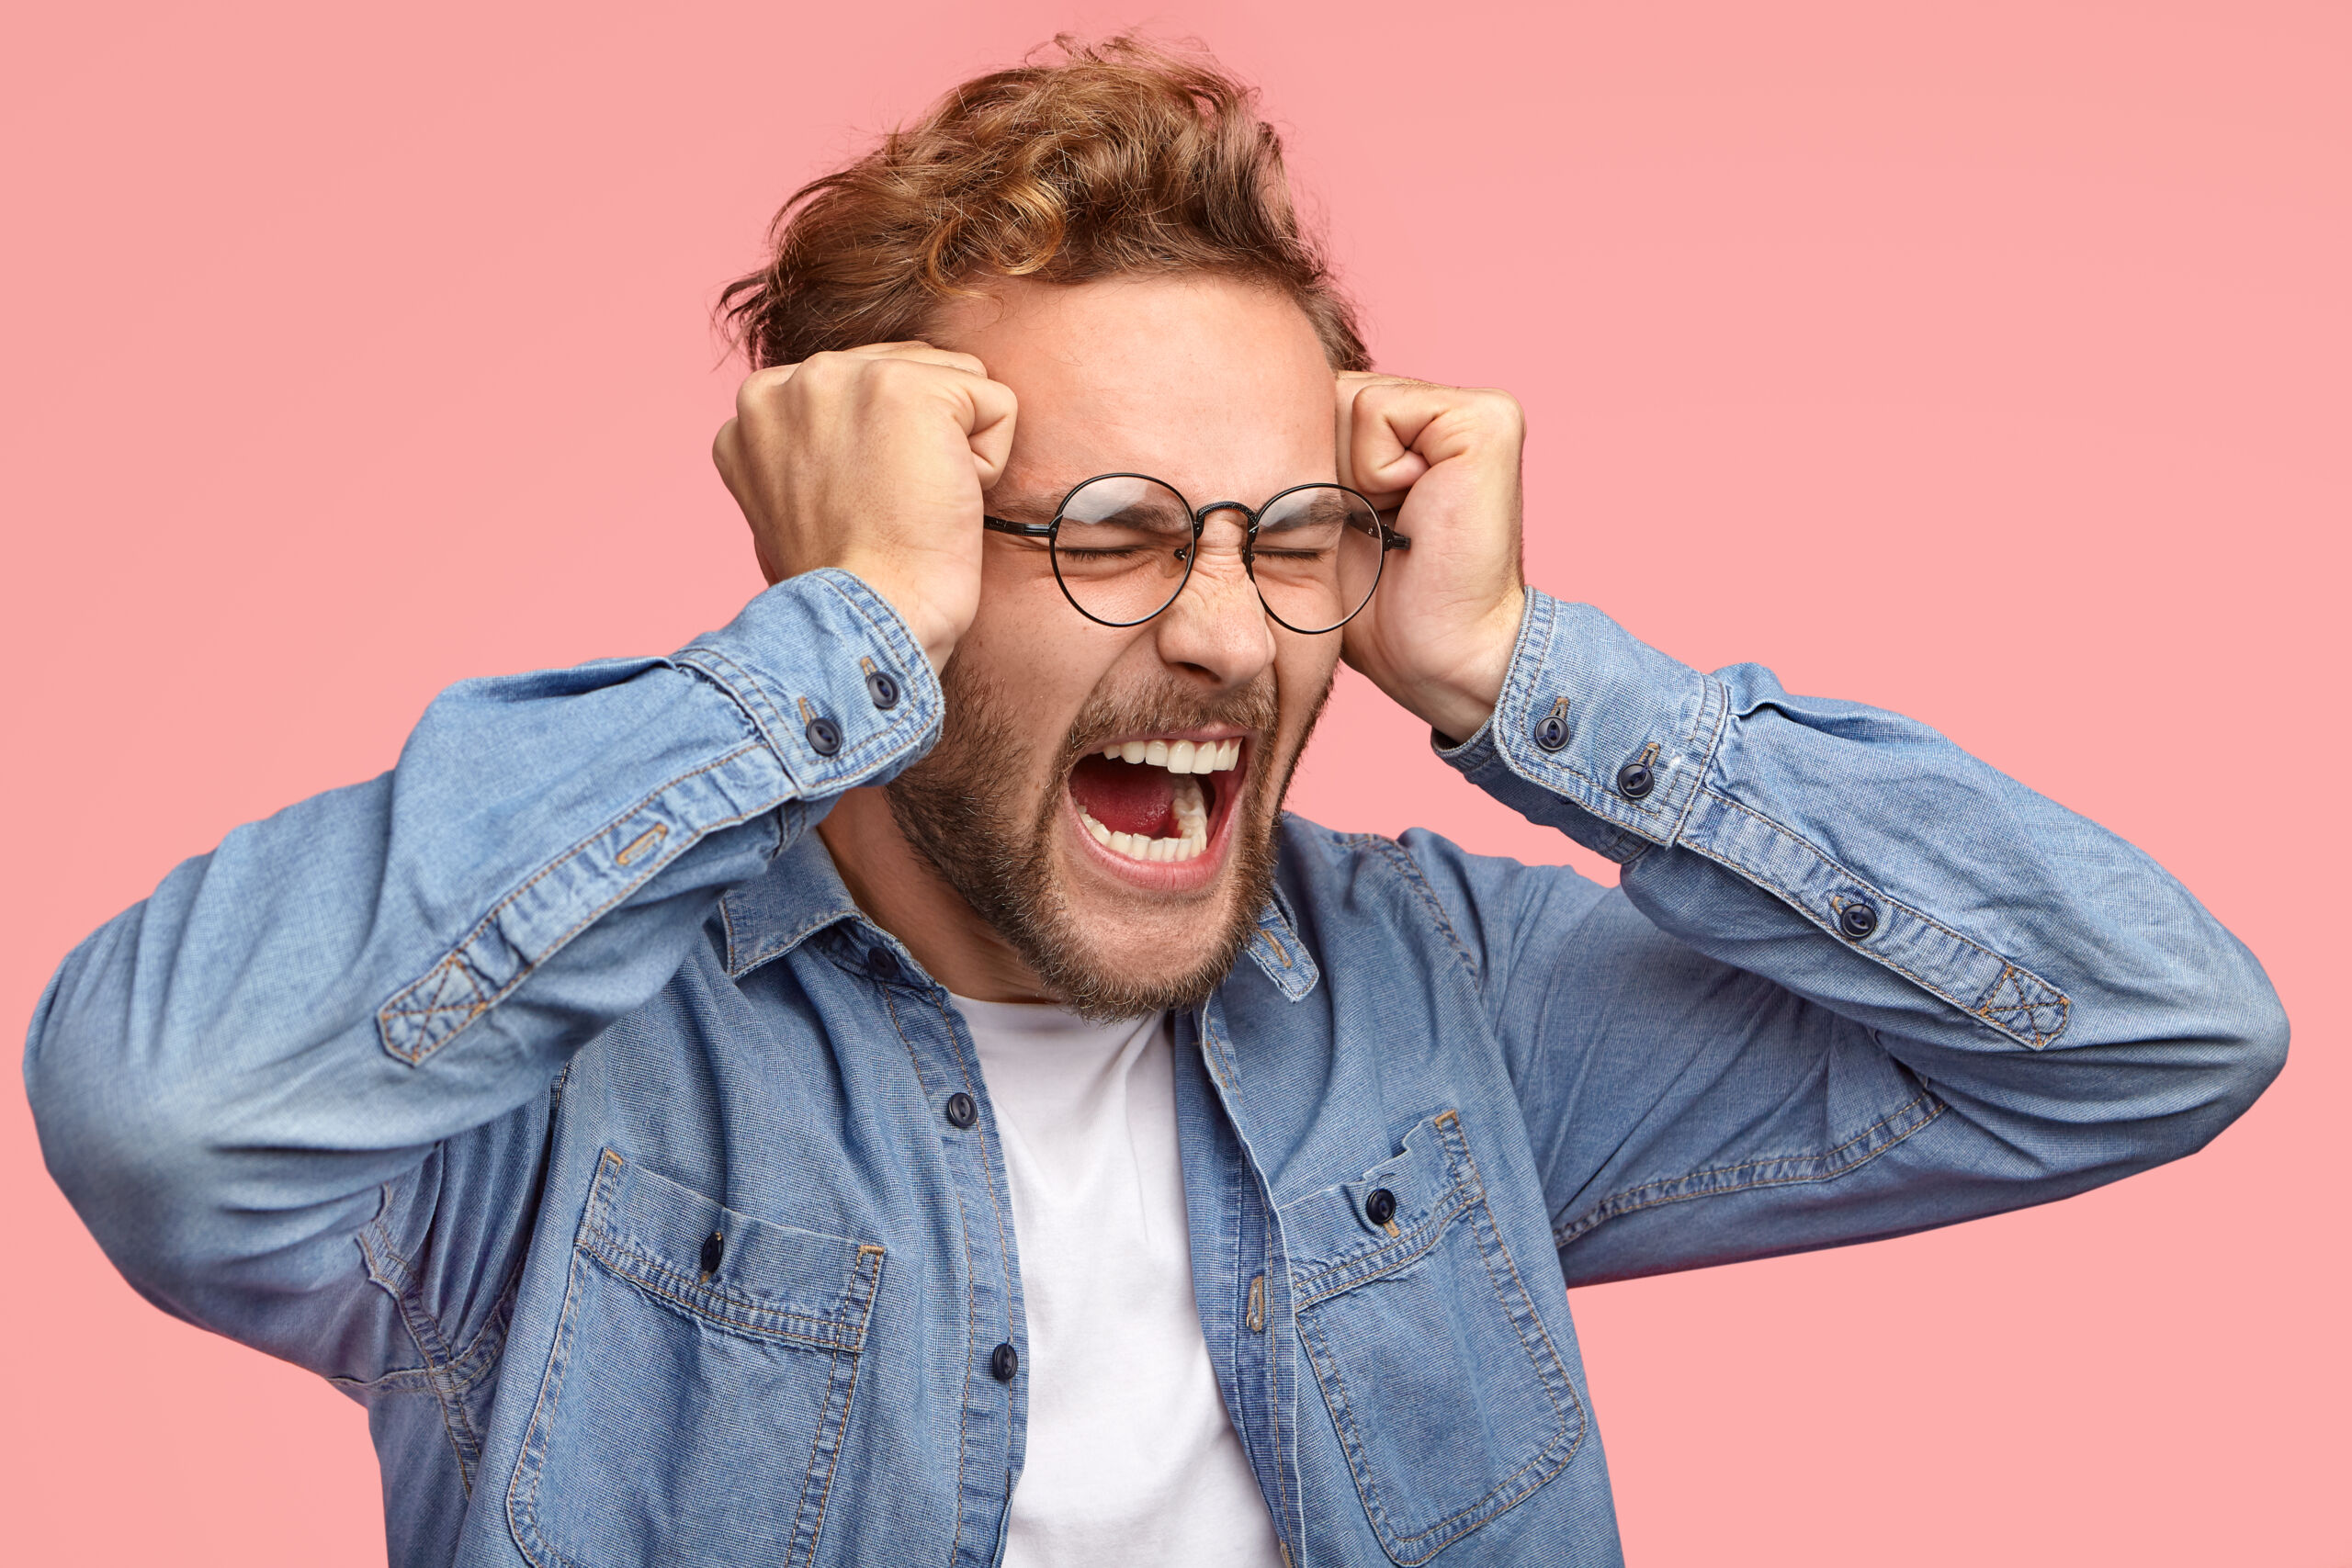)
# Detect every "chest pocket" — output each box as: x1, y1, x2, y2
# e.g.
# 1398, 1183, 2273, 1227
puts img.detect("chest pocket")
506, 1151, 884, 1568
1281, 1111, 1582, 1565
